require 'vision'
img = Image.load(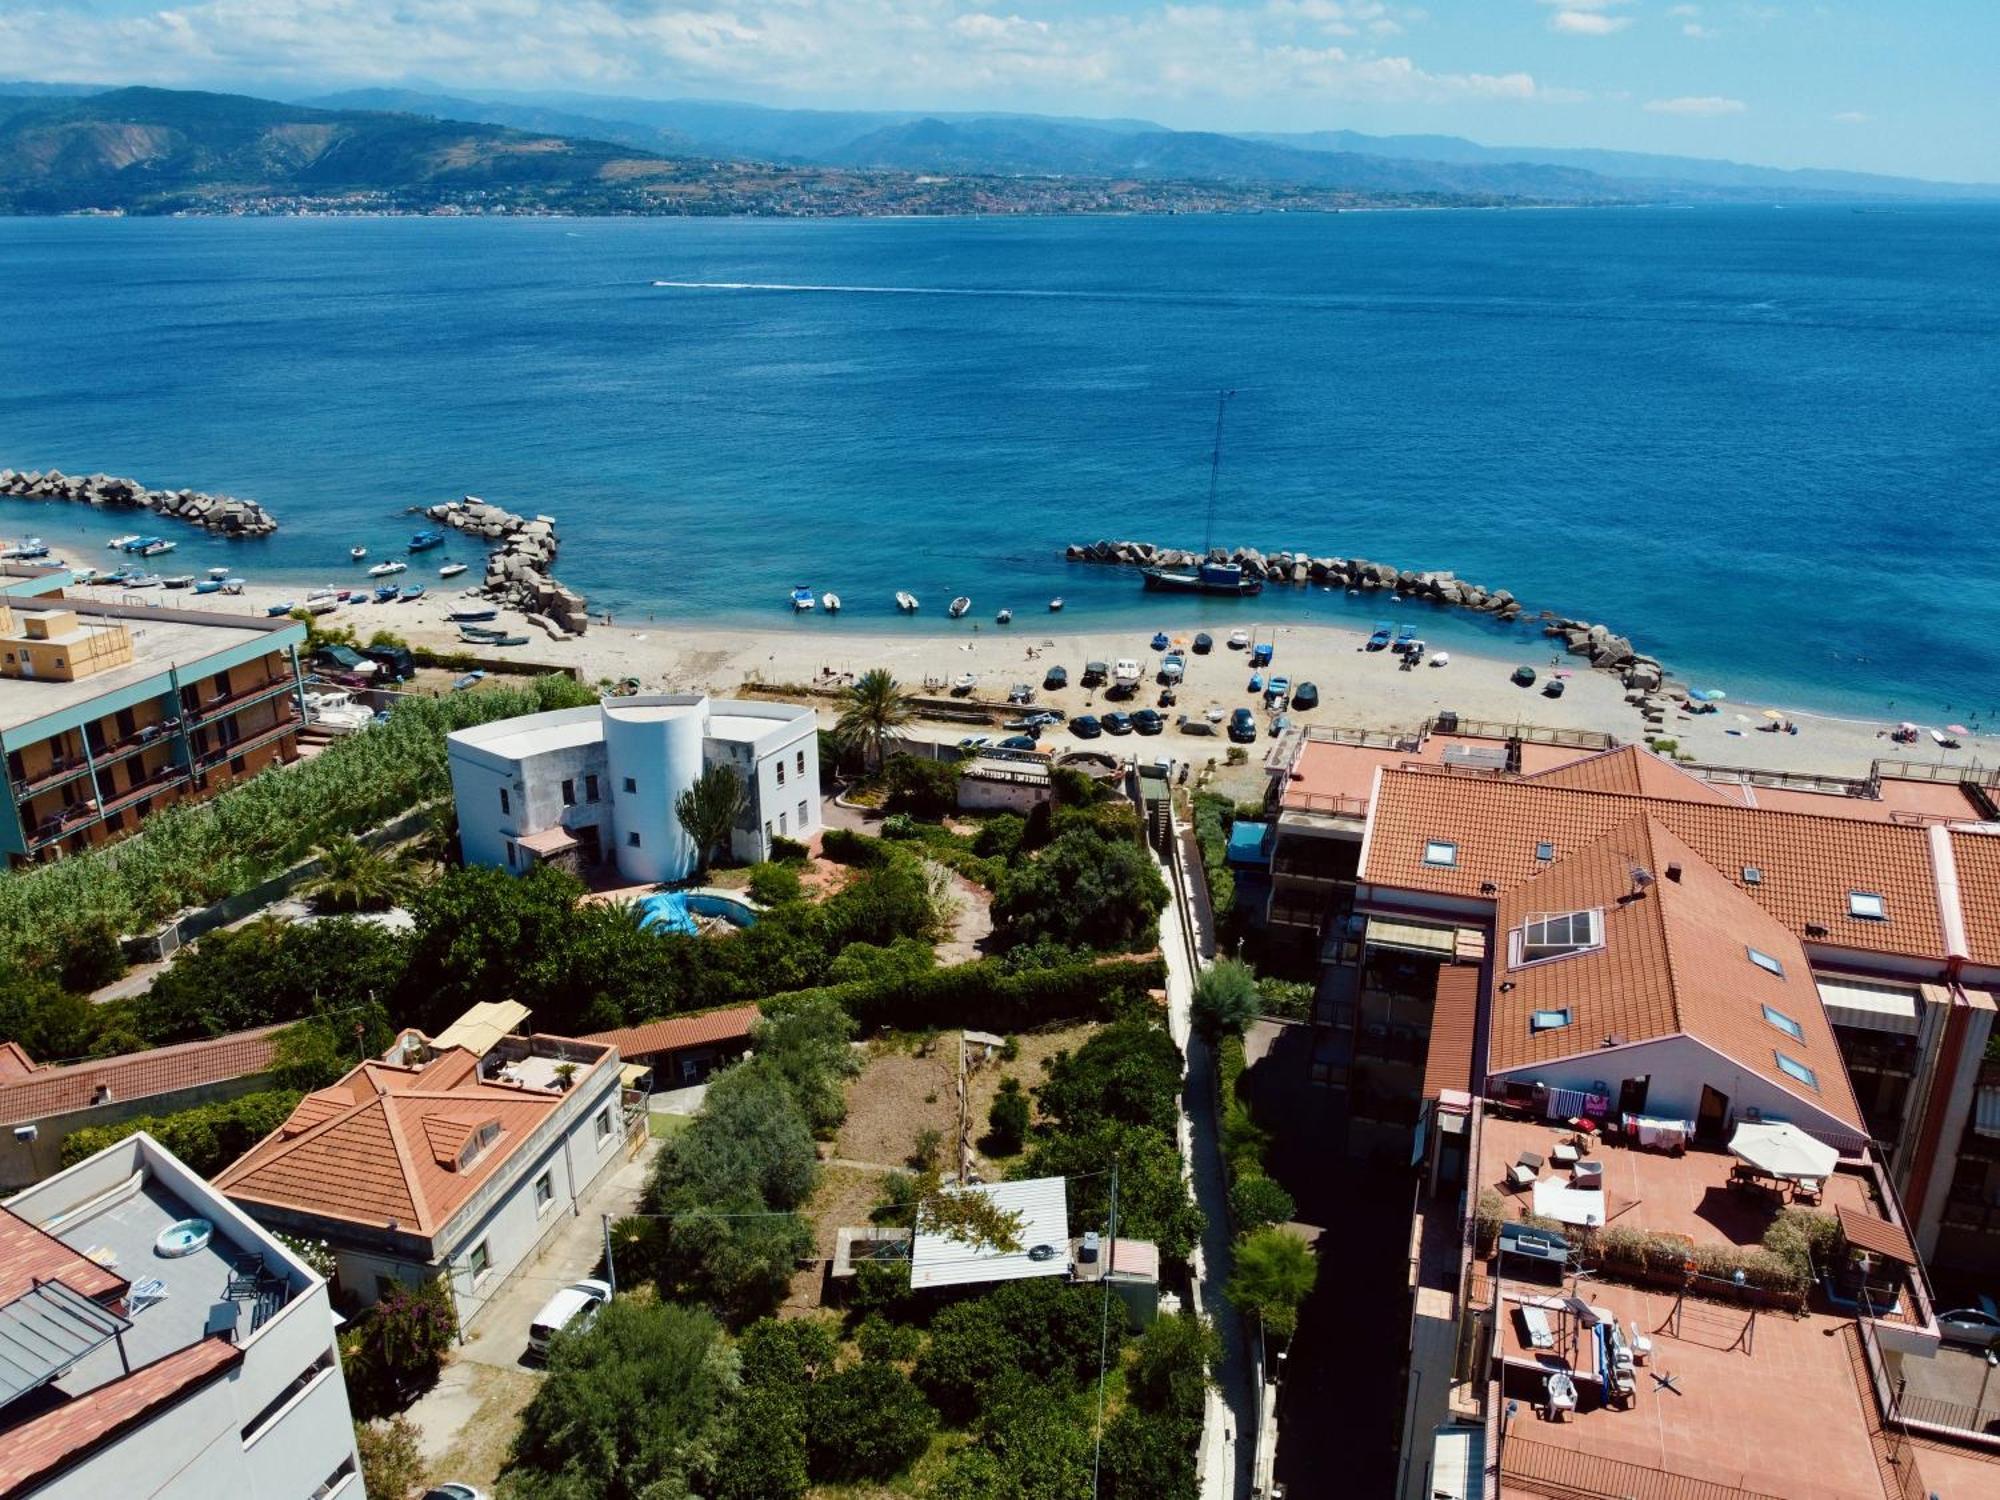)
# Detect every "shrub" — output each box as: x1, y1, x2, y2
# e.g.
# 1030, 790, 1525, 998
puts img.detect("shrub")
714, 1388, 809, 1500
737, 1315, 838, 1389
1036, 1019, 1184, 1136
1192, 958, 1260, 1042
751, 955, 1166, 1037
857, 1313, 922, 1364
848, 1257, 913, 1317
1190, 793, 1237, 916
1229, 1173, 1297, 1232
882, 812, 919, 839
1228, 1227, 1318, 1342
1257, 977, 1315, 1021
826, 936, 936, 987
342, 1278, 457, 1418
972, 813, 1027, 861
61, 1088, 303, 1177
746, 861, 806, 907
354, 1415, 426, 1500
1225, 746, 1248, 766
819, 827, 888, 867
986, 1076, 1029, 1154
915, 1280, 1110, 1423
57, 915, 128, 993
882, 754, 961, 818
991, 828, 1168, 952
806, 1362, 937, 1480
768, 835, 811, 864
